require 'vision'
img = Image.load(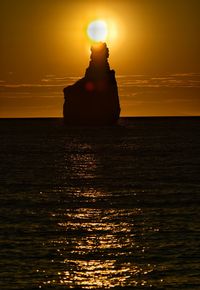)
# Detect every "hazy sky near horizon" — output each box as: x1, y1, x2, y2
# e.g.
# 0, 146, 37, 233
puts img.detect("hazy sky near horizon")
0, 0, 200, 117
